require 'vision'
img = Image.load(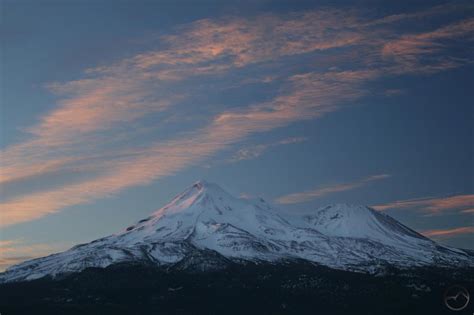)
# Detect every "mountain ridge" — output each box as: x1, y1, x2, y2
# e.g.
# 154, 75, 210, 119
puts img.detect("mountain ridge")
1, 180, 472, 283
